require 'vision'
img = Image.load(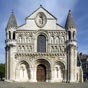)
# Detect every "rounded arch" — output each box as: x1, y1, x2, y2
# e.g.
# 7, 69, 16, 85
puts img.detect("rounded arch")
54, 61, 65, 82
15, 60, 30, 81
34, 59, 51, 82
36, 30, 48, 40
34, 59, 51, 68
34, 57, 52, 66
55, 61, 65, 69
35, 31, 48, 52
55, 60, 66, 67
16, 60, 29, 68
16, 59, 30, 67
